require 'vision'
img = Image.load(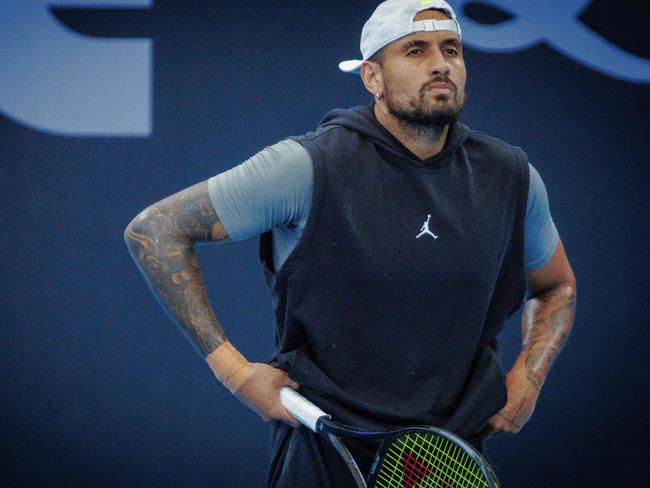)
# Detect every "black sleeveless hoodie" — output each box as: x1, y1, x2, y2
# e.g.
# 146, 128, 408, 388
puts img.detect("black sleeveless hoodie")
260, 105, 529, 446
